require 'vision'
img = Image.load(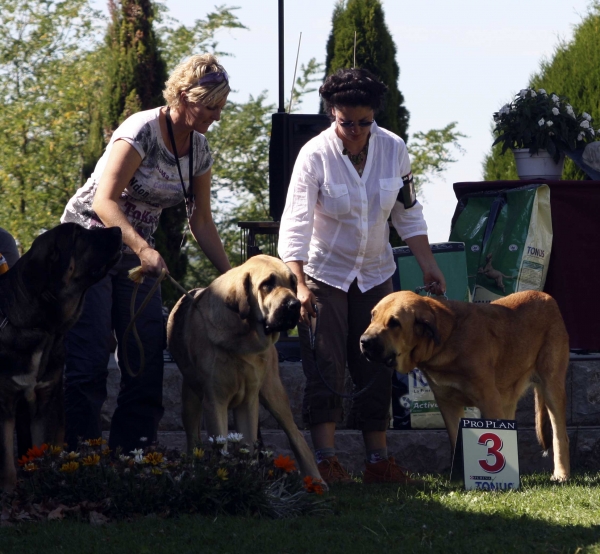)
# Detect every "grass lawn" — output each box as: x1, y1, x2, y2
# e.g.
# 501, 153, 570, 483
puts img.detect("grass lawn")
1, 472, 599, 554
